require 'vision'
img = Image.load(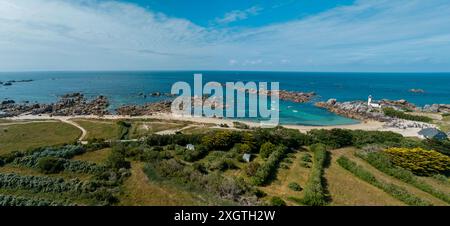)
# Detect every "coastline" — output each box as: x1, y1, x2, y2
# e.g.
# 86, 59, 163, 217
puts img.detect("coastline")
4, 112, 425, 138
